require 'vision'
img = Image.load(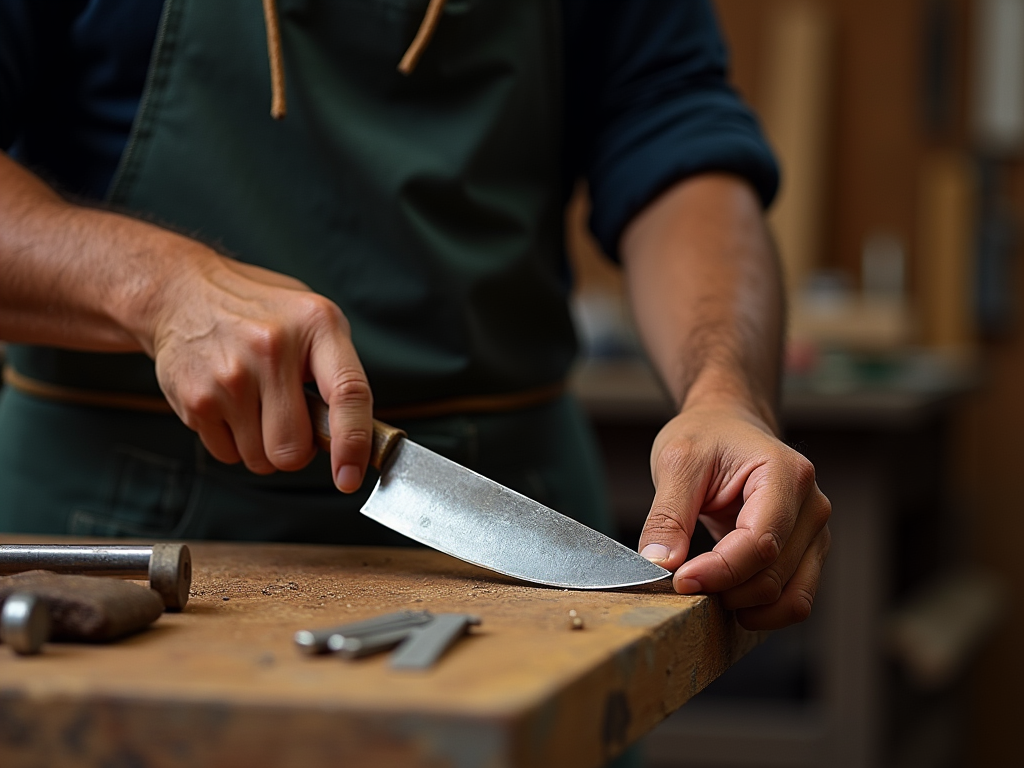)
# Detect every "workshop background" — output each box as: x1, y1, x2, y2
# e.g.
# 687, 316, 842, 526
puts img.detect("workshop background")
0, 0, 1020, 766
565, 0, 1022, 766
